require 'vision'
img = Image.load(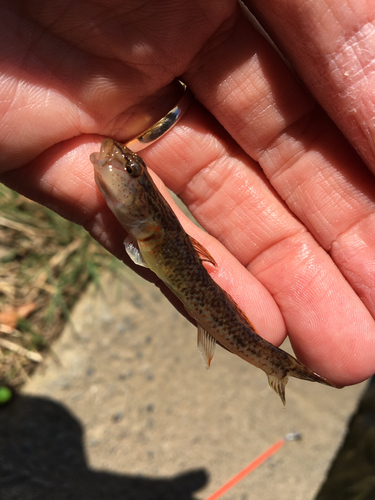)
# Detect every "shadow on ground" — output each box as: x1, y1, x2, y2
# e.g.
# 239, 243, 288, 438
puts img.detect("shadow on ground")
0, 395, 208, 500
